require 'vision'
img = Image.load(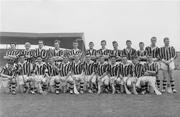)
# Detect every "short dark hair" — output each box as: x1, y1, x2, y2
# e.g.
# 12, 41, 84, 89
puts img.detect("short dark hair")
151, 37, 157, 40
164, 37, 169, 42
89, 42, 94, 44
10, 42, 16, 46
139, 42, 144, 45
38, 40, 44, 44
126, 40, 131, 43
112, 41, 117, 45
54, 40, 60, 45
101, 40, 106, 44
